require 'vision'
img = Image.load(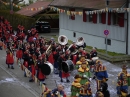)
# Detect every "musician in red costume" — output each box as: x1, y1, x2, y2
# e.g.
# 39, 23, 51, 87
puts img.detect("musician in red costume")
0, 27, 2, 39
22, 49, 29, 77
70, 50, 78, 65
48, 50, 54, 65
0, 40, 3, 50
57, 52, 70, 82
68, 41, 77, 52
35, 47, 41, 59
90, 47, 97, 58
65, 50, 71, 60
16, 40, 23, 64
28, 53, 35, 82
48, 38, 56, 65
53, 48, 59, 74
6, 48, 14, 69
37, 55, 46, 85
